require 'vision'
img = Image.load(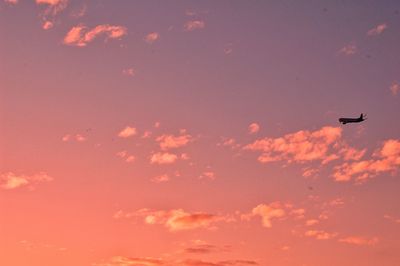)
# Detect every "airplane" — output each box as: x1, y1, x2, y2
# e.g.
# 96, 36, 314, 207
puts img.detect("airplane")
338, 113, 366, 124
